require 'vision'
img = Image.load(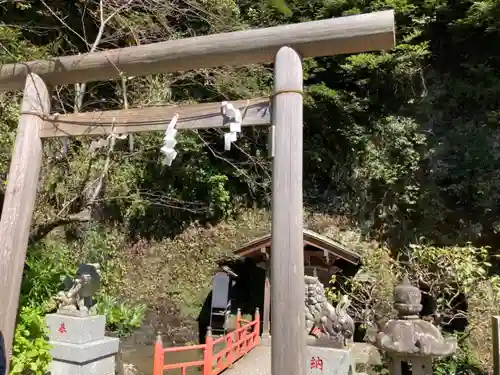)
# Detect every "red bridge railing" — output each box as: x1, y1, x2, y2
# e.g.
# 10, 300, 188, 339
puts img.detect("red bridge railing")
153, 308, 260, 375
